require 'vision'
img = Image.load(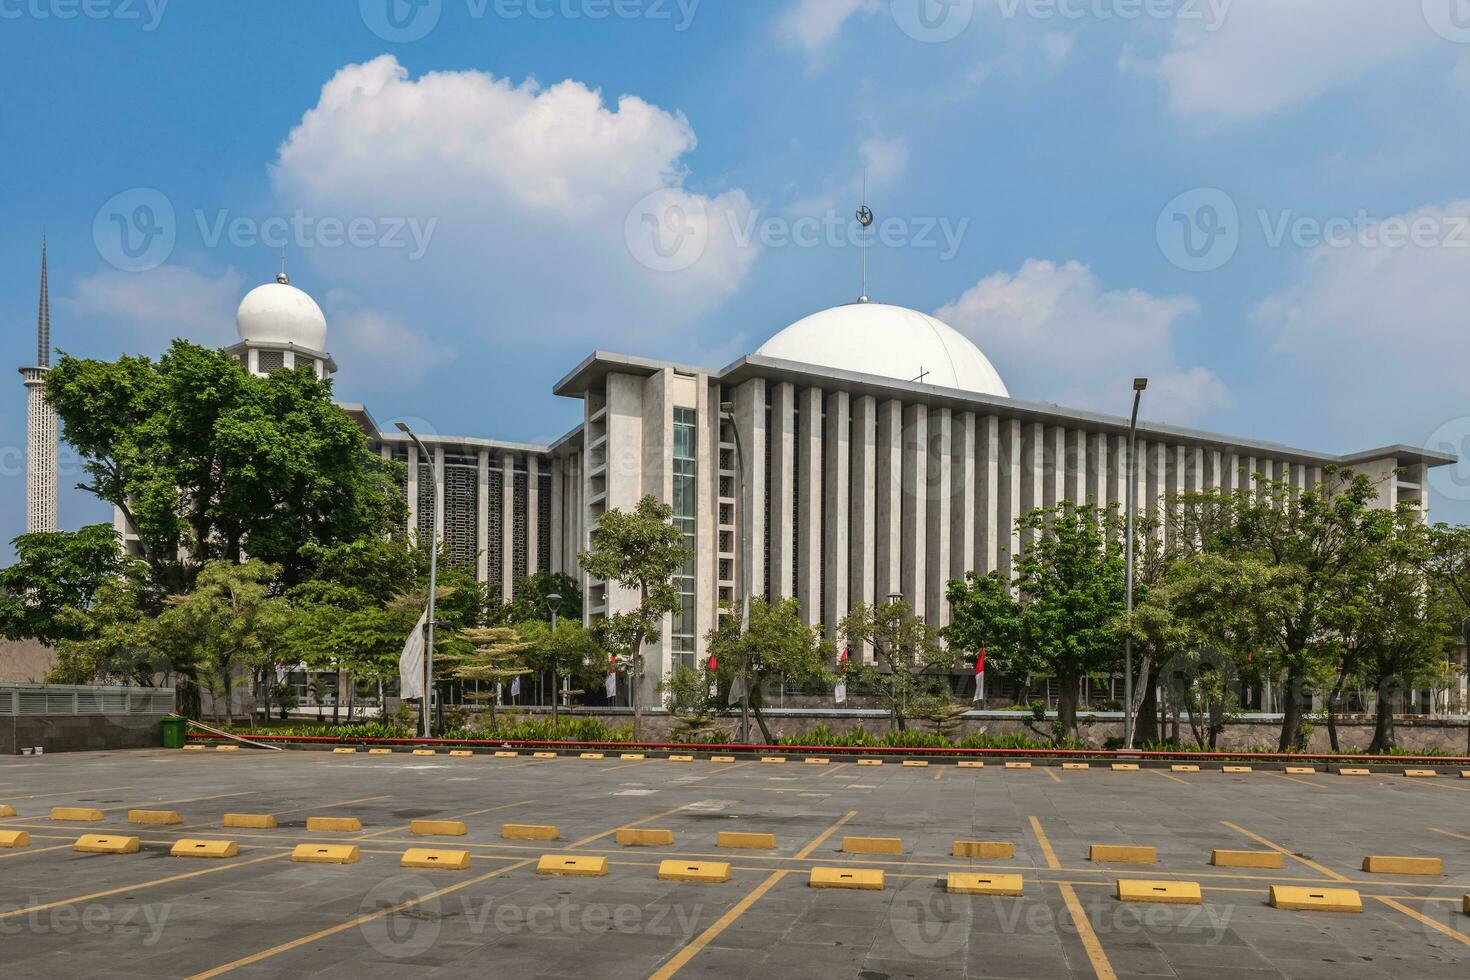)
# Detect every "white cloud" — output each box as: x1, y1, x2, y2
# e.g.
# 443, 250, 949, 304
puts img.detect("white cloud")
859, 135, 910, 193
322, 290, 456, 396
1251, 200, 1470, 448
1134, 0, 1434, 125
270, 56, 756, 350
936, 259, 1228, 422
777, 0, 873, 57
58, 265, 244, 353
